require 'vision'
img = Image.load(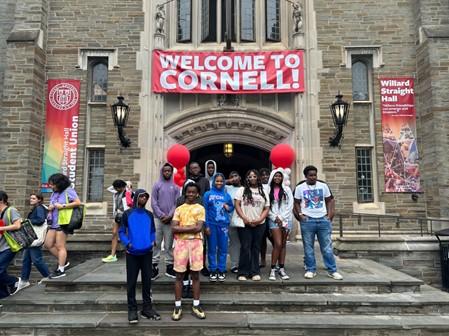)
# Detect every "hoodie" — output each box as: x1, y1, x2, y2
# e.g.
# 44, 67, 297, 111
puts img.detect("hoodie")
119, 188, 156, 255
188, 173, 210, 196
203, 173, 234, 228
151, 163, 180, 219
267, 169, 294, 226
205, 160, 217, 187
